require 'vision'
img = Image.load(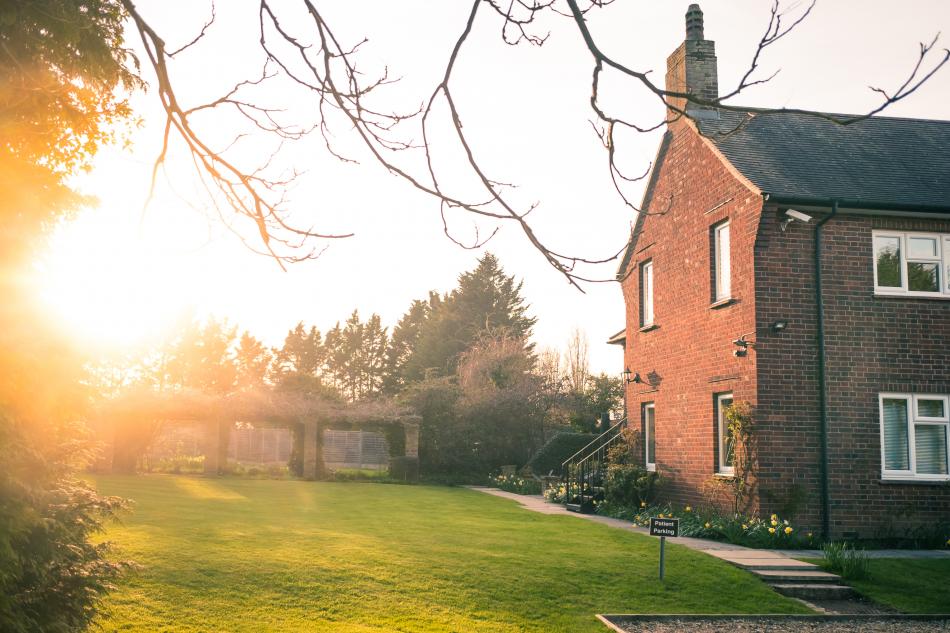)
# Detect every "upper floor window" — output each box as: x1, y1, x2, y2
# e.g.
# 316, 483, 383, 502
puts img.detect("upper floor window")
713, 221, 731, 302
880, 393, 949, 481
643, 402, 656, 472
640, 260, 654, 327
716, 392, 734, 475
873, 230, 950, 297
